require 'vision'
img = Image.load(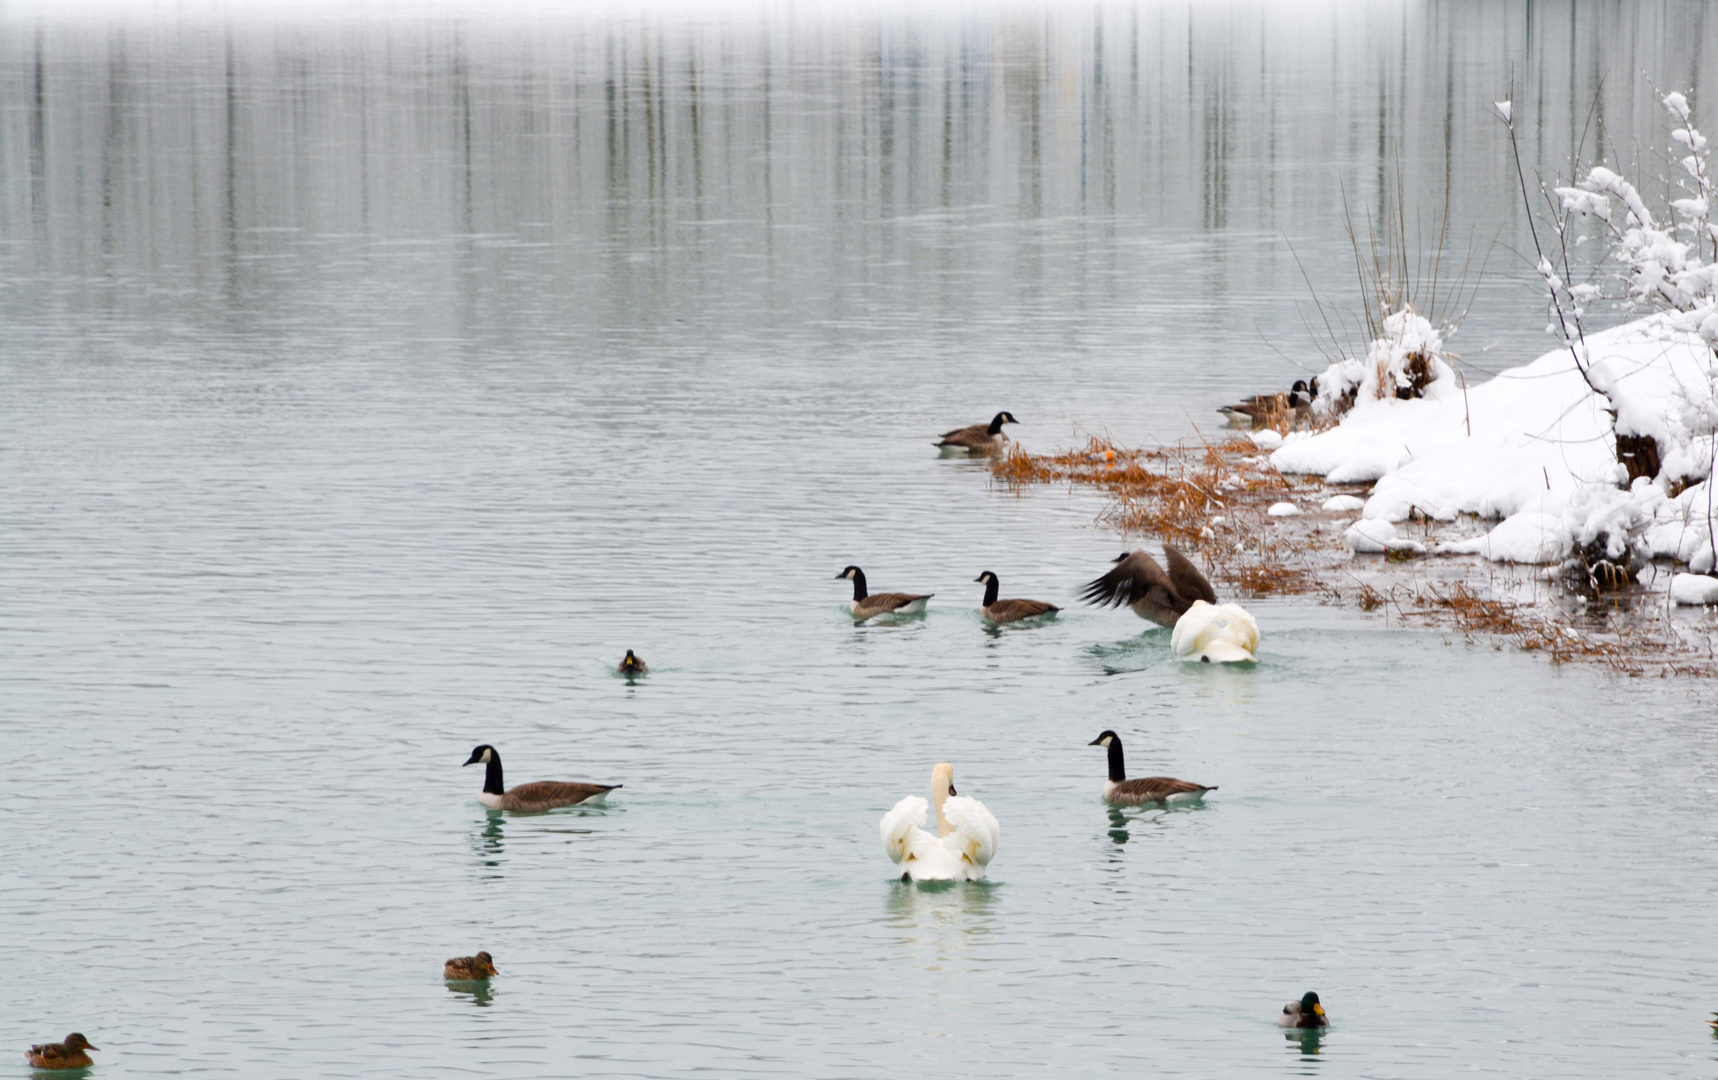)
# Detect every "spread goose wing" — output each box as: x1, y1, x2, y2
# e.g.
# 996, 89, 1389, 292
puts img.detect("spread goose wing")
1162, 542, 1217, 605
1079, 550, 1171, 608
